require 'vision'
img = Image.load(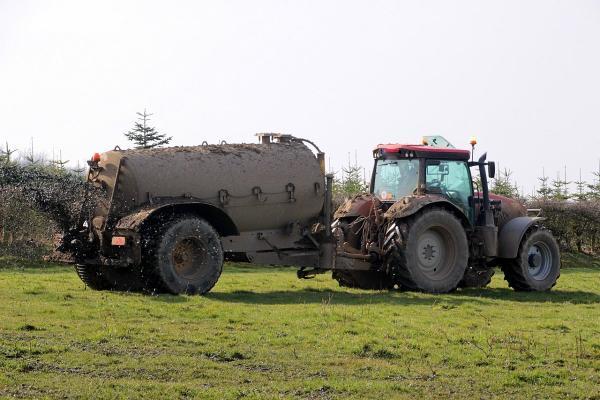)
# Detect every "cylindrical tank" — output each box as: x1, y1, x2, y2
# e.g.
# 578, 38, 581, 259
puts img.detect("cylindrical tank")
92, 141, 325, 232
